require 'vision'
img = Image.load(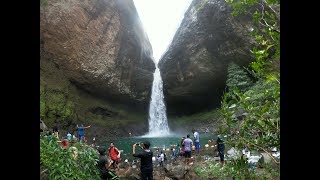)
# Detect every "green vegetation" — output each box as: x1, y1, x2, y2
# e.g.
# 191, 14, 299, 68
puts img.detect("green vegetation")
40, 135, 100, 179
40, 85, 76, 128
226, 62, 254, 92
221, 79, 280, 151
221, 0, 280, 159
197, 0, 280, 179
195, 158, 255, 179
195, 159, 279, 179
